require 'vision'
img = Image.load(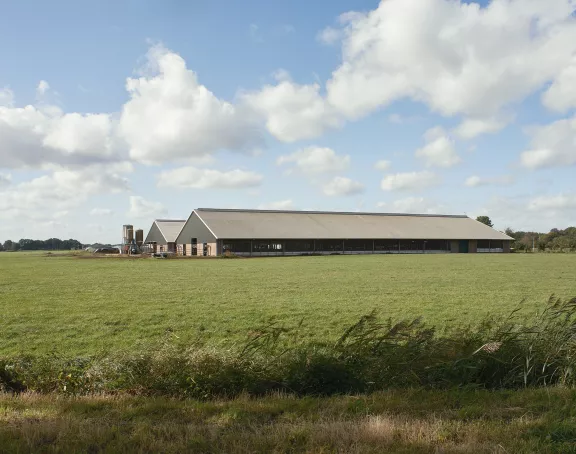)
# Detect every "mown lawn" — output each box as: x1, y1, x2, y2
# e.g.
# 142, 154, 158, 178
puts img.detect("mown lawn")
2, 388, 576, 453
1, 252, 575, 356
